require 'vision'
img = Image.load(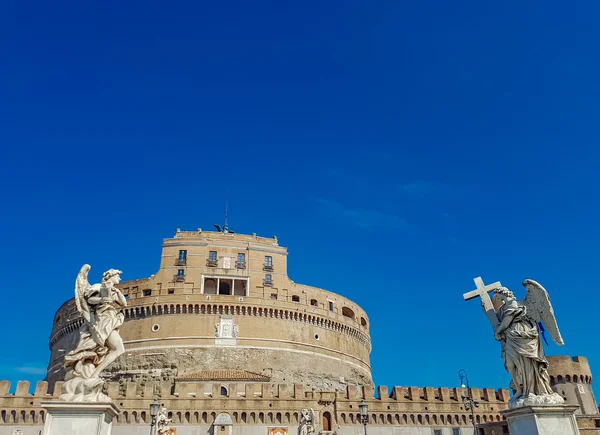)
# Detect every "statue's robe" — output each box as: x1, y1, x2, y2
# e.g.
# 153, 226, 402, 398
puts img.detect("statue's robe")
499, 301, 553, 397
